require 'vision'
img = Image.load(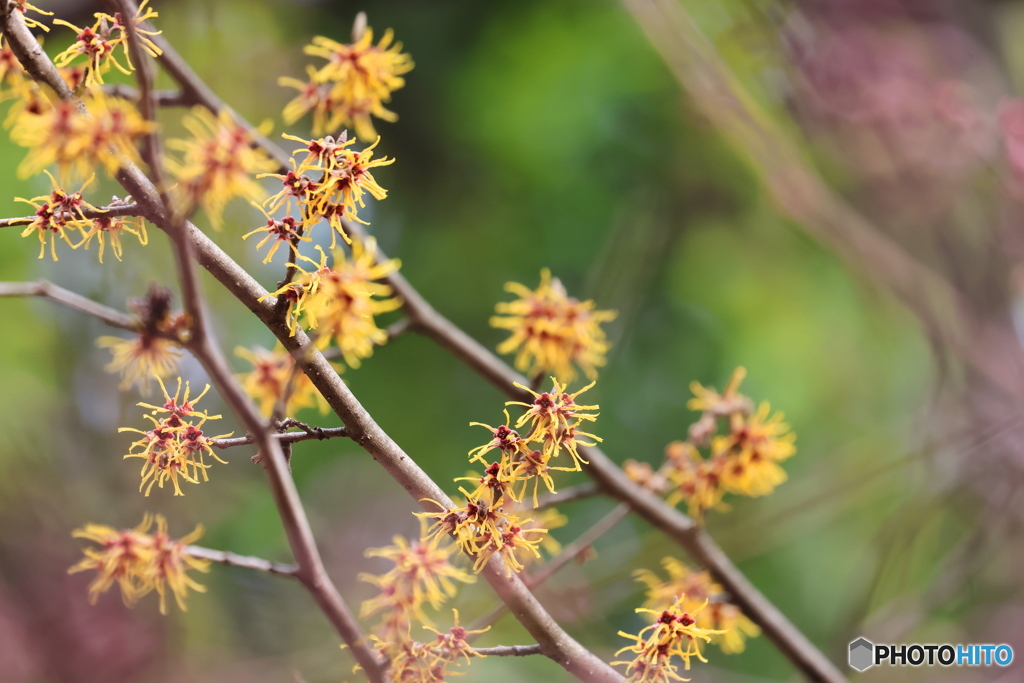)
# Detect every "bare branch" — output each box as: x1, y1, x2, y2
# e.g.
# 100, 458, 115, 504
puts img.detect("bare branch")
185, 545, 300, 577
0, 203, 144, 228
101, 83, 197, 107
472, 644, 543, 657
0, 280, 138, 331
211, 426, 348, 449
535, 482, 601, 510
527, 503, 629, 589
